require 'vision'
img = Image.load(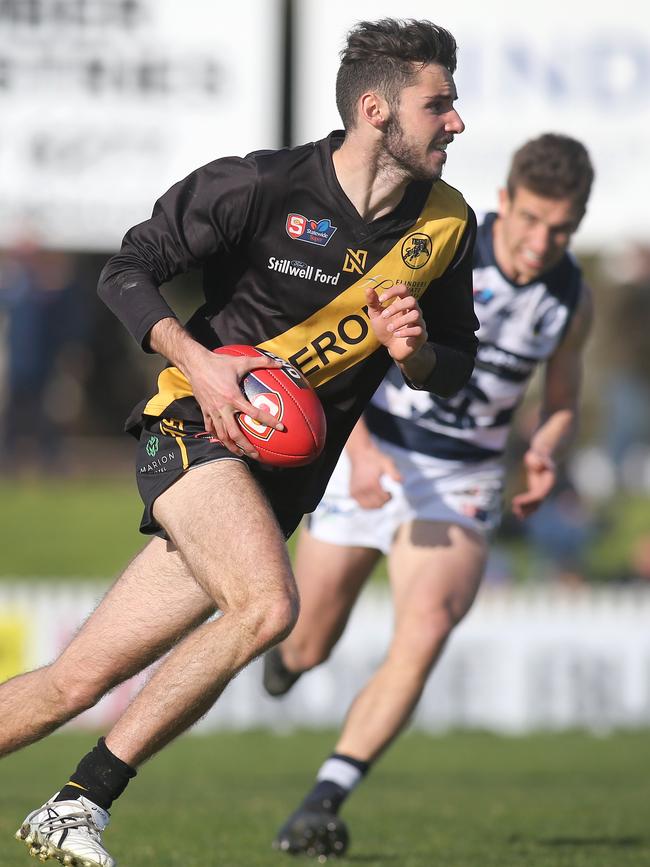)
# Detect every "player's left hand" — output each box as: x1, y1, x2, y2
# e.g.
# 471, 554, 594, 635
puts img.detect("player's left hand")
366, 283, 427, 362
511, 448, 557, 519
